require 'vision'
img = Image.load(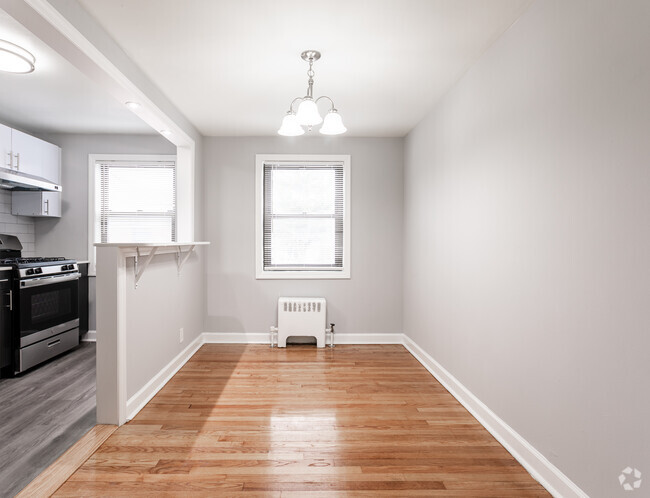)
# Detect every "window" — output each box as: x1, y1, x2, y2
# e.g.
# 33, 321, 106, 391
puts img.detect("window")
256, 155, 350, 279
95, 159, 176, 243
88, 155, 177, 274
